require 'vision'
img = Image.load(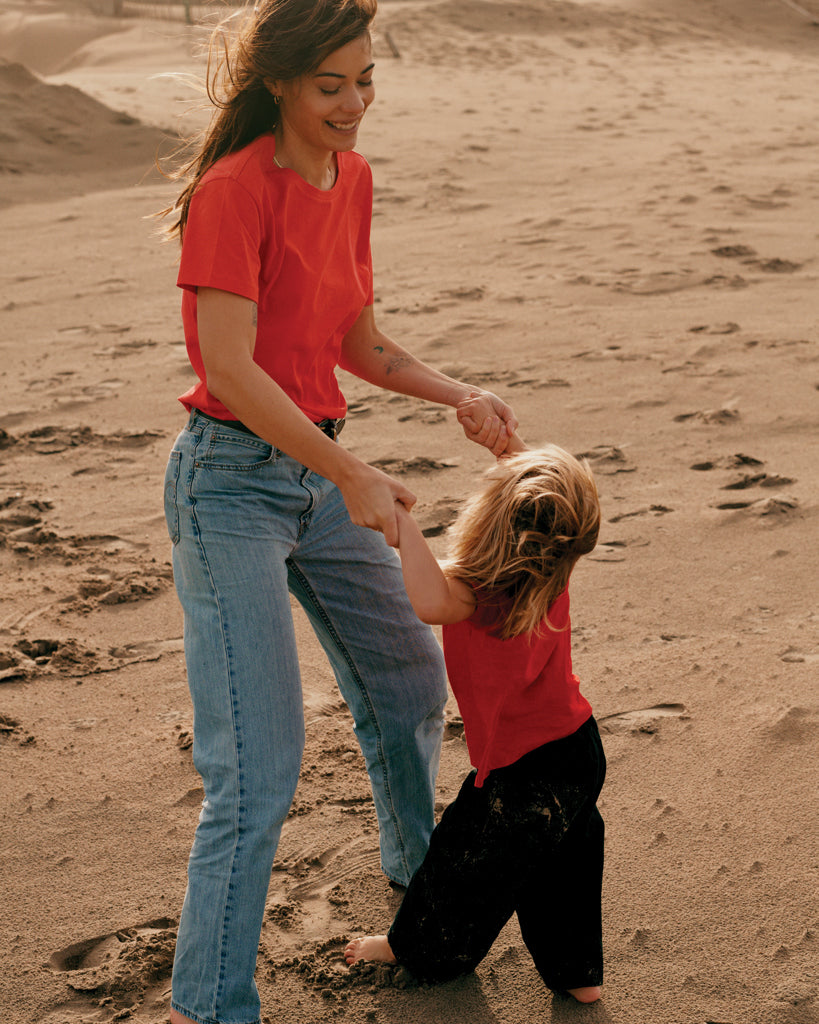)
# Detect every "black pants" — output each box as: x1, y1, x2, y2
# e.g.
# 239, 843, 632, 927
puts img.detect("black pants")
387, 715, 606, 991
